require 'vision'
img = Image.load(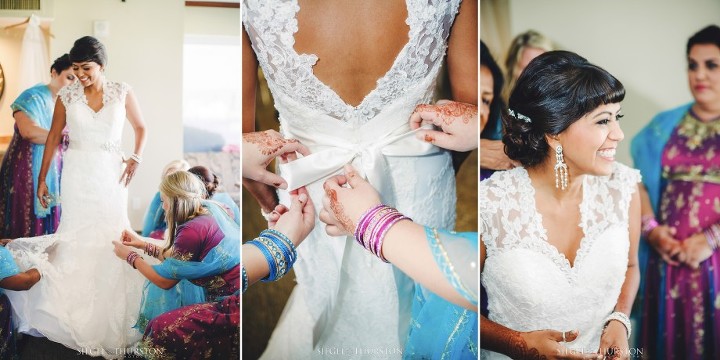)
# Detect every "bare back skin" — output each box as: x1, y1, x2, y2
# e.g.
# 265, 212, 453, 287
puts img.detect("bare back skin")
294, 0, 410, 107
